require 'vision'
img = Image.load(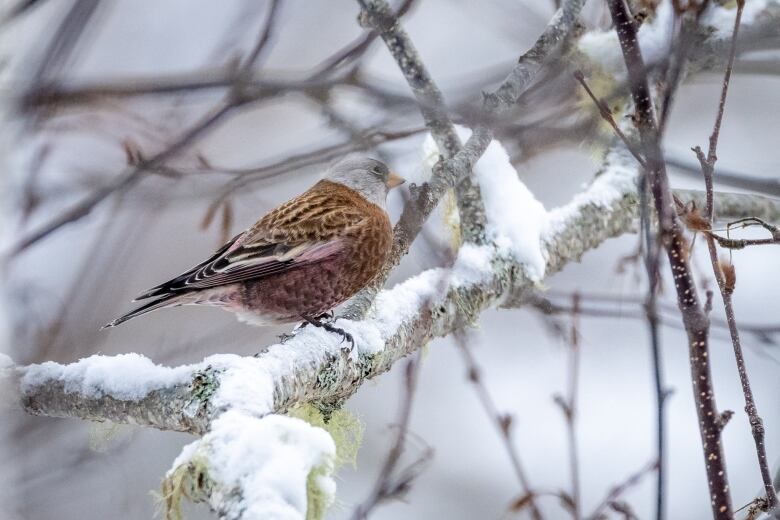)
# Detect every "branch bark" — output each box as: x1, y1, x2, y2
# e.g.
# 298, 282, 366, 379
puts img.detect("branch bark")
8, 151, 780, 433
